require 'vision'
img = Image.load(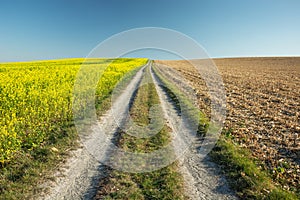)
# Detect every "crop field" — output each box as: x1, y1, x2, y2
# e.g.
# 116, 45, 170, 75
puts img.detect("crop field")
0, 58, 148, 199
0, 58, 147, 164
156, 57, 300, 196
